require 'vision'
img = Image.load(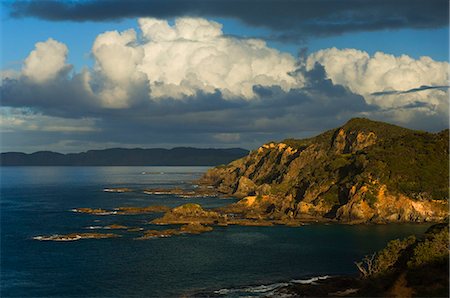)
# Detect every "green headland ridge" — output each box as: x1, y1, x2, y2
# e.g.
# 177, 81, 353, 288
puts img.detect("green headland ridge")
198, 117, 449, 223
